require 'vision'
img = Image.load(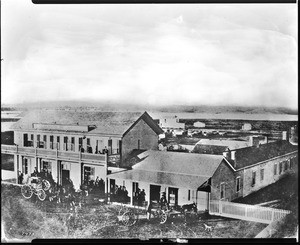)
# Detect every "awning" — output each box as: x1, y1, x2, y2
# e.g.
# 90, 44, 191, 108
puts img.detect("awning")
197, 178, 211, 192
